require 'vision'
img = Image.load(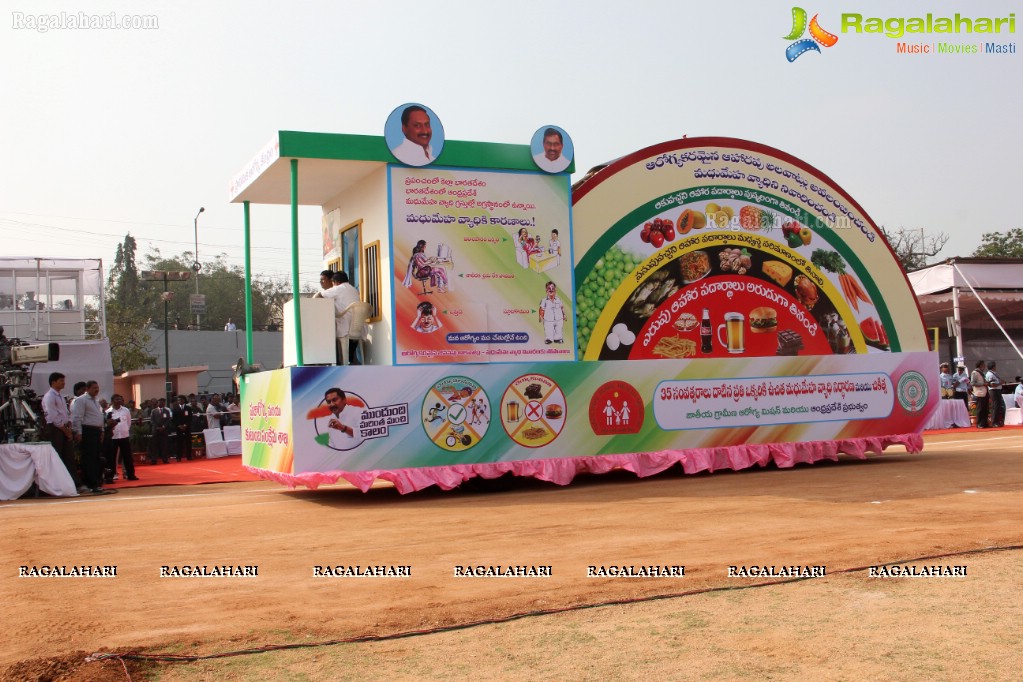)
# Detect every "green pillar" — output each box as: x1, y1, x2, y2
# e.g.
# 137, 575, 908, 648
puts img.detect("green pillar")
290, 159, 303, 365
243, 201, 254, 364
